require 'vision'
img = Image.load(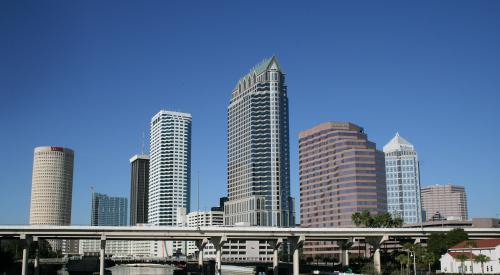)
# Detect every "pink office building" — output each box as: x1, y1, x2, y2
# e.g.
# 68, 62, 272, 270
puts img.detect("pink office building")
299, 122, 387, 257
